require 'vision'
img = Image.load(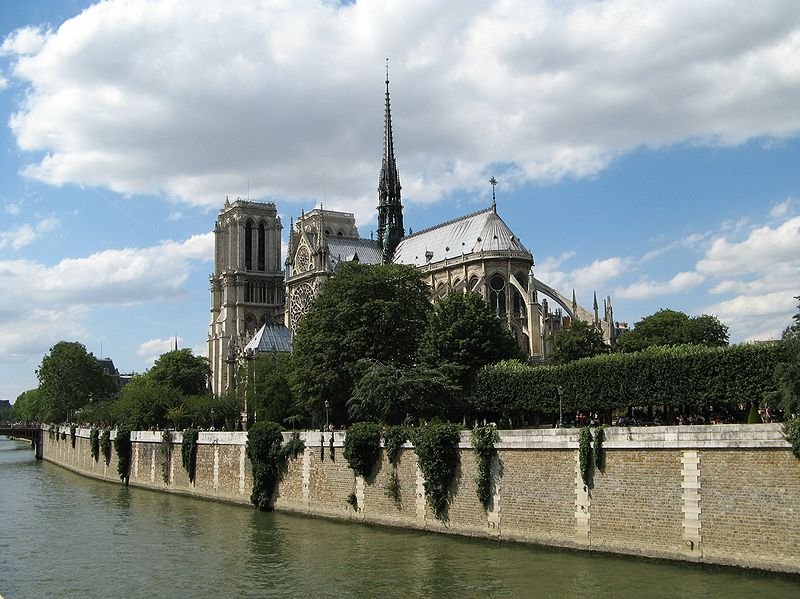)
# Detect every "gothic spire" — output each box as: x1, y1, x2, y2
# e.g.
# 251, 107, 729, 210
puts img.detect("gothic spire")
377, 59, 404, 263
